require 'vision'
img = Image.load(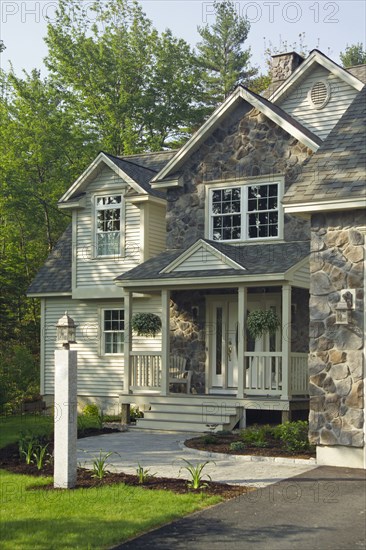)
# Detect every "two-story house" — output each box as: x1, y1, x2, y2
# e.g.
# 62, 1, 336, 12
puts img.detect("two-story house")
28, 50, 365, 443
